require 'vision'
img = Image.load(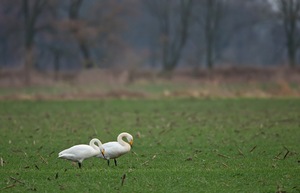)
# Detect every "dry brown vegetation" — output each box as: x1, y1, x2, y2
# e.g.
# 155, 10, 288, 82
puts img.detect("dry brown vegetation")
0, 67, 300, 100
